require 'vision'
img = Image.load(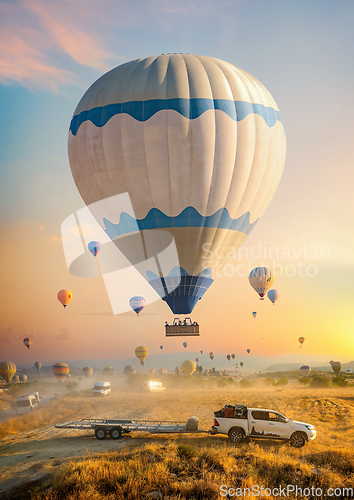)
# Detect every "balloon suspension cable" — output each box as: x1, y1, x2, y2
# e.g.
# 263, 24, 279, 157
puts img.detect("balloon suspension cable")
96, 254, 102, 278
